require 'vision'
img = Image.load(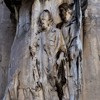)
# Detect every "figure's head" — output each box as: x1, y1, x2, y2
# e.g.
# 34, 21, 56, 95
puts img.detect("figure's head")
59, 3, 74, 22
39, 10, 53, 30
